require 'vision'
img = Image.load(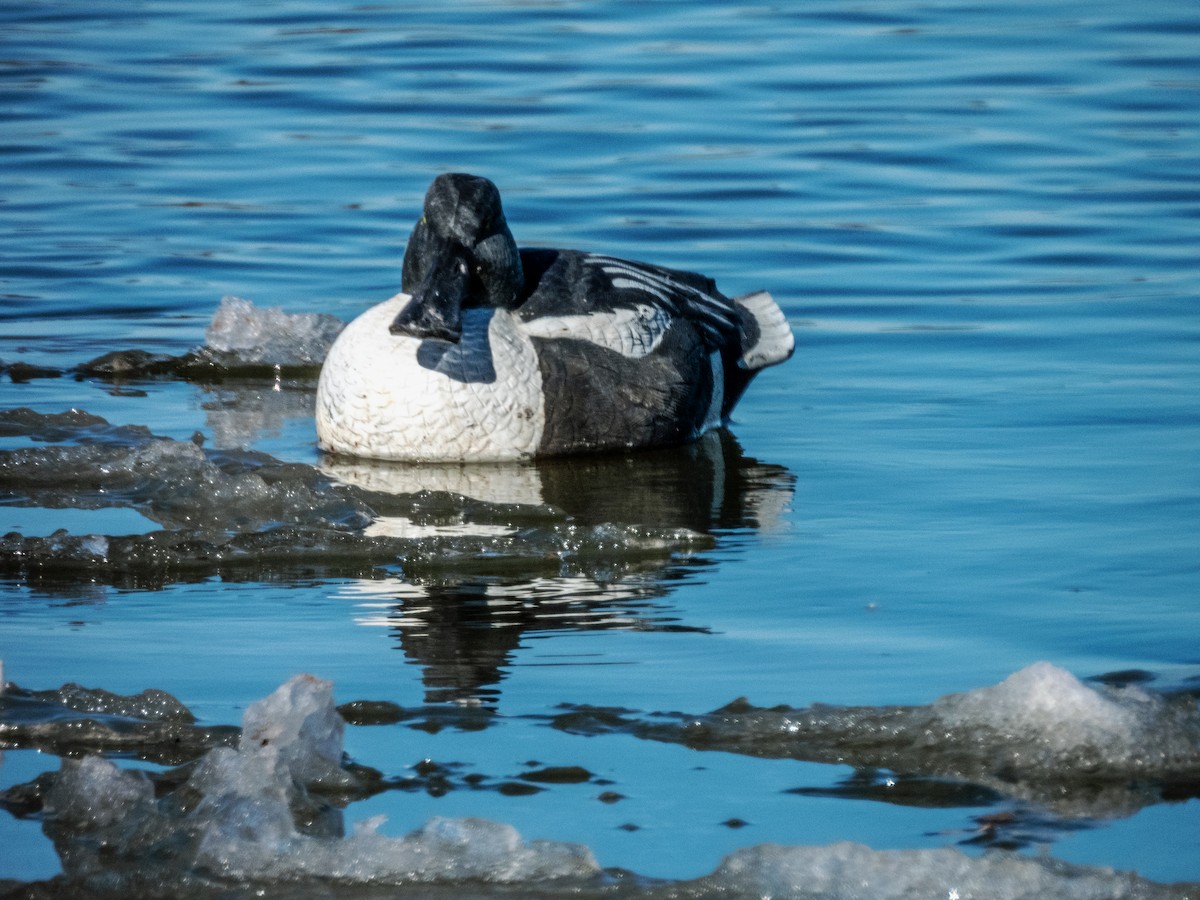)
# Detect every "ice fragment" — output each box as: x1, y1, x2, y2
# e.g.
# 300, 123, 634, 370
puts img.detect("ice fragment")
7, 668, 1198, 897
205, 296, 343, 367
